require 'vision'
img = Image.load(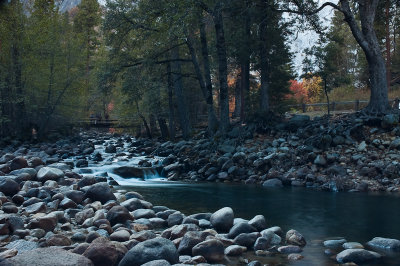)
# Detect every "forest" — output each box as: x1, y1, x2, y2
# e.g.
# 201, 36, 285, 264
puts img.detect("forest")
2, 1, 400, 266
1, 0, 400, 140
